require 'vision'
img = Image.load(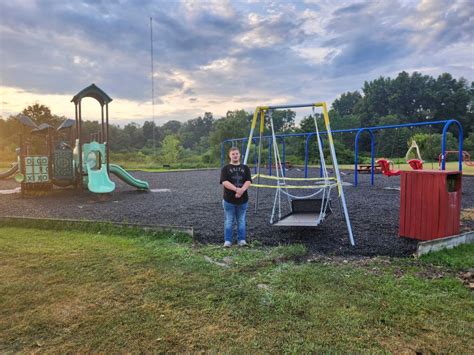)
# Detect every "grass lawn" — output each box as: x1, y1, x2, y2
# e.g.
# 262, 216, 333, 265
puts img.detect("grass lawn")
1, 227, 473, 353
